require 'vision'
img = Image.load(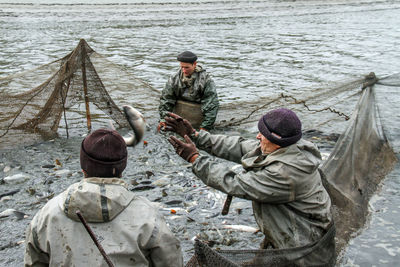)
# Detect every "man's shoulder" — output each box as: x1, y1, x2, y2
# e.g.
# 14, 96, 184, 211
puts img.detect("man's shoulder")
120, 196, 163, 225
170, 68, 182, 79
31, 191, 66, 225
125, 195, 159, 212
